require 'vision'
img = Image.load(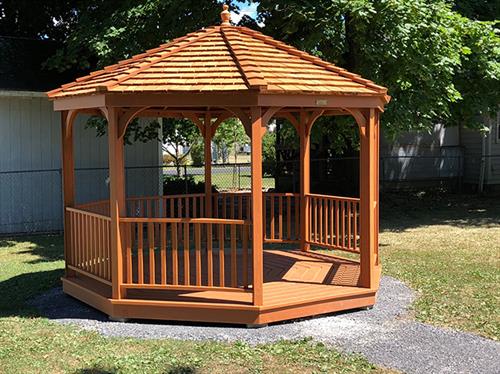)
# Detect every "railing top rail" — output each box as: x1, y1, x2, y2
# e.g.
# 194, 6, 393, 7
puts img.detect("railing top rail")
126, 194, 205, 202
66, 206, 111, 221
75, 199, 109, 208
120, 216, 250, 225
306, 193, 360, 202
263, 192, 300, 197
